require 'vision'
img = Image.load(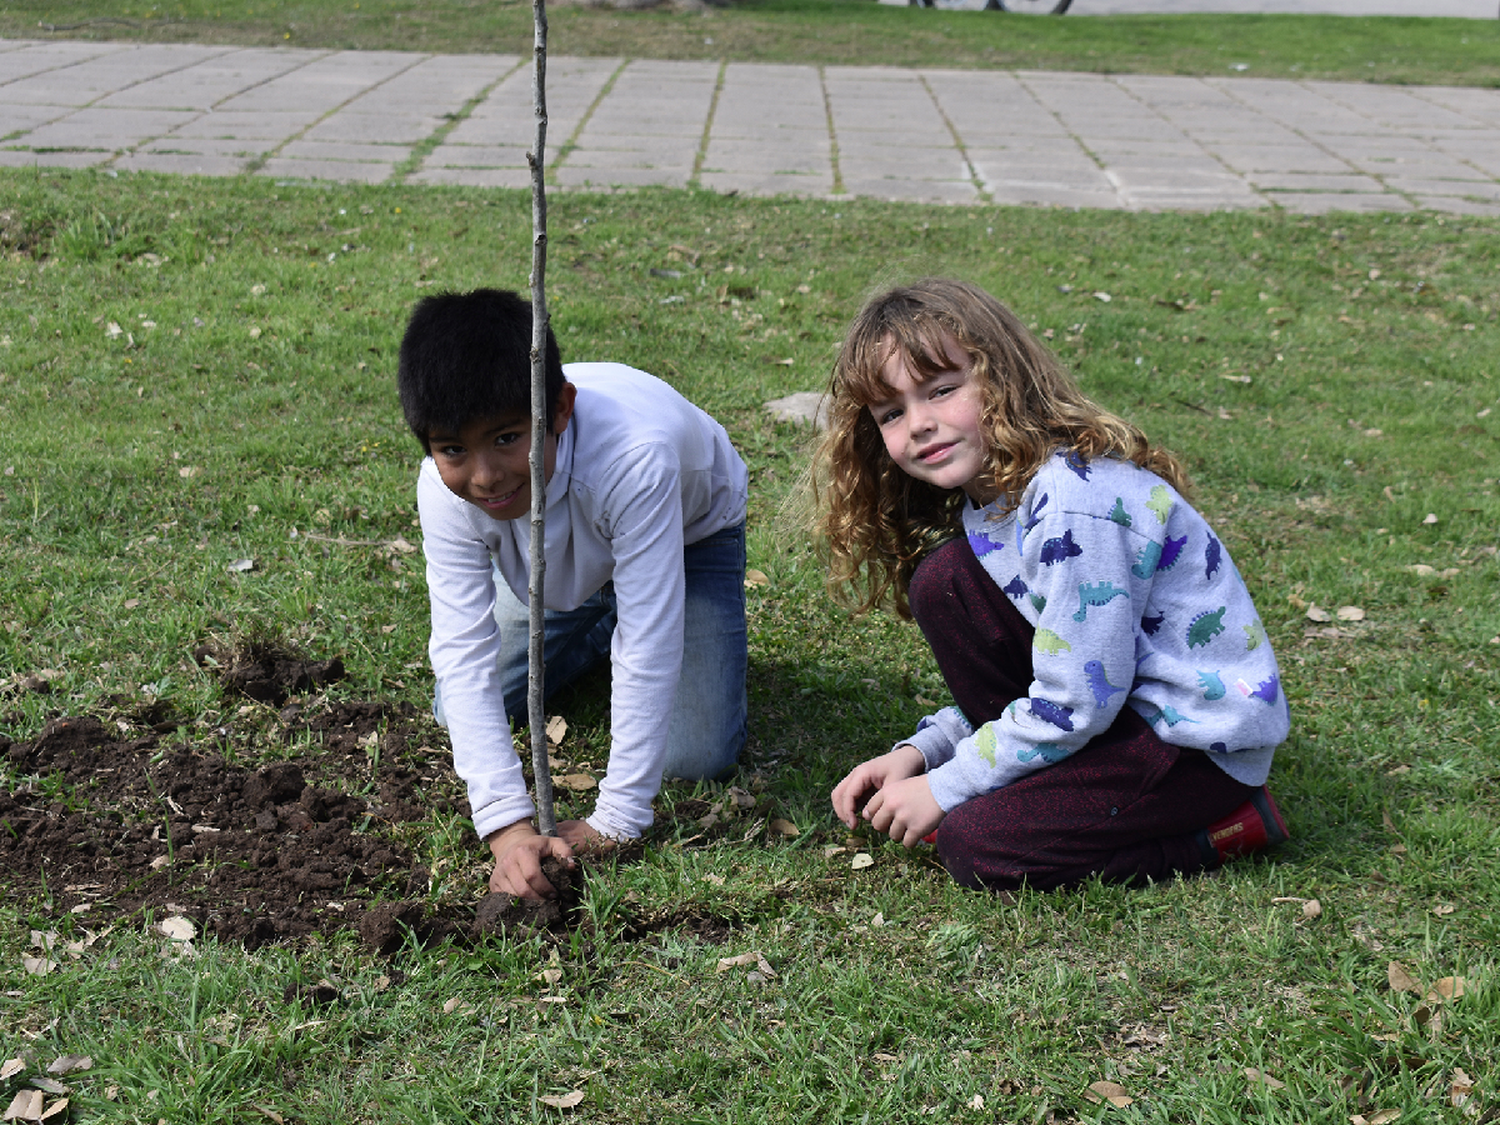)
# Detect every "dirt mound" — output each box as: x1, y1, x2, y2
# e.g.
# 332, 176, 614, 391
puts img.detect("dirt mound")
0, 696, 466, 950
1, 642, 774, 953
195, 639, 345, 706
